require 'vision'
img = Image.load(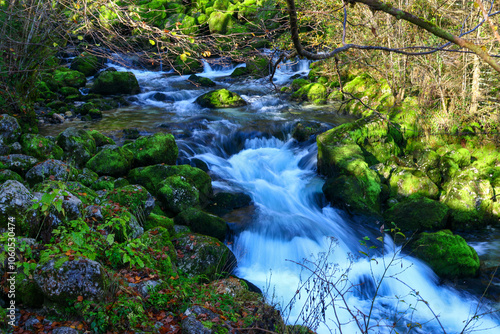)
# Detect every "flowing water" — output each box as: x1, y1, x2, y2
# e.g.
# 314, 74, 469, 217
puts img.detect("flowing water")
40, 57, 500, 333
